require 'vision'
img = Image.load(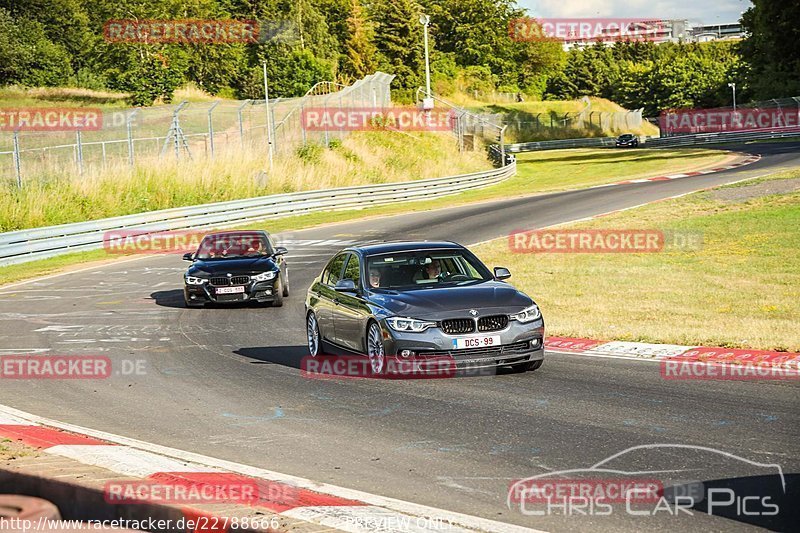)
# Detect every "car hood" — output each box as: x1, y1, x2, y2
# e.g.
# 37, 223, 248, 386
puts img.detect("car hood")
188, 256, 278, 276
368, 281, 534, 319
